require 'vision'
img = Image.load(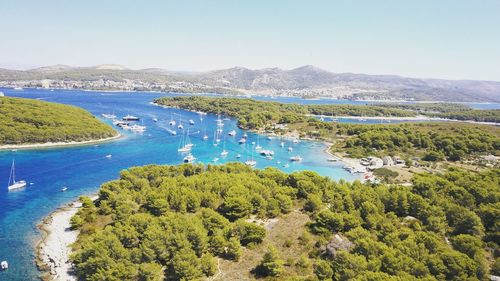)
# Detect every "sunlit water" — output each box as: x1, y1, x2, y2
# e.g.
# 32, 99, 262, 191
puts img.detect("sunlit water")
0, 88, 359, 280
